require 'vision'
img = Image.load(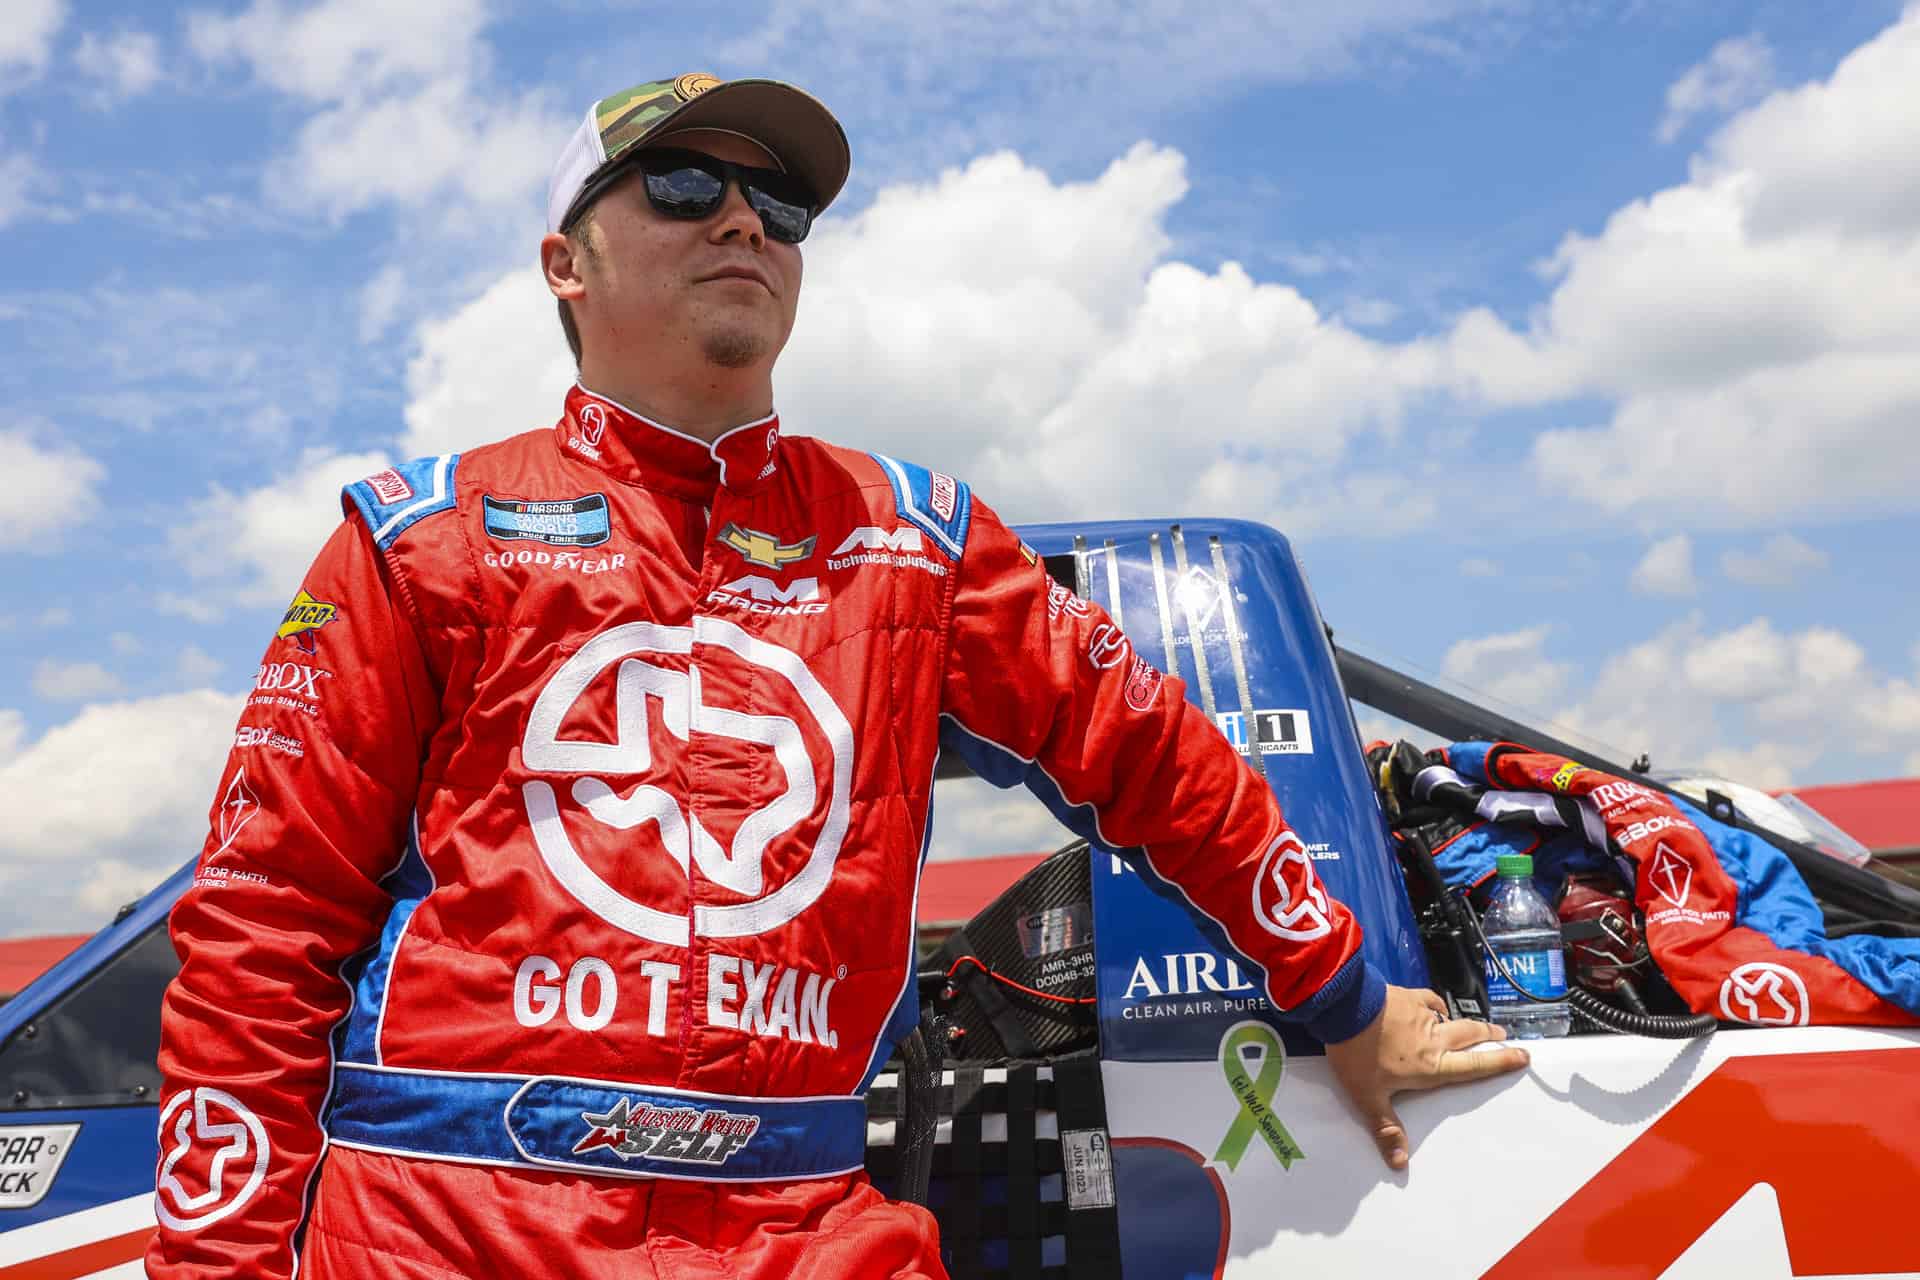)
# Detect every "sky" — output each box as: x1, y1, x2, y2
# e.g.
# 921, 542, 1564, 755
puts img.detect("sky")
2, 0, 1918, 935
